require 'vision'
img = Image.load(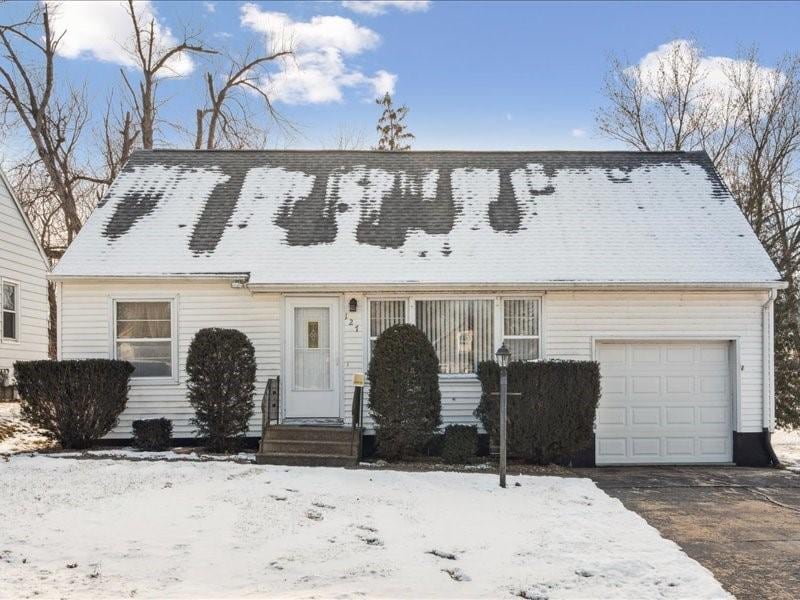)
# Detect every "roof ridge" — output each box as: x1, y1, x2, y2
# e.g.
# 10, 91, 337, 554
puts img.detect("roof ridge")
131, 148, 708, 155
